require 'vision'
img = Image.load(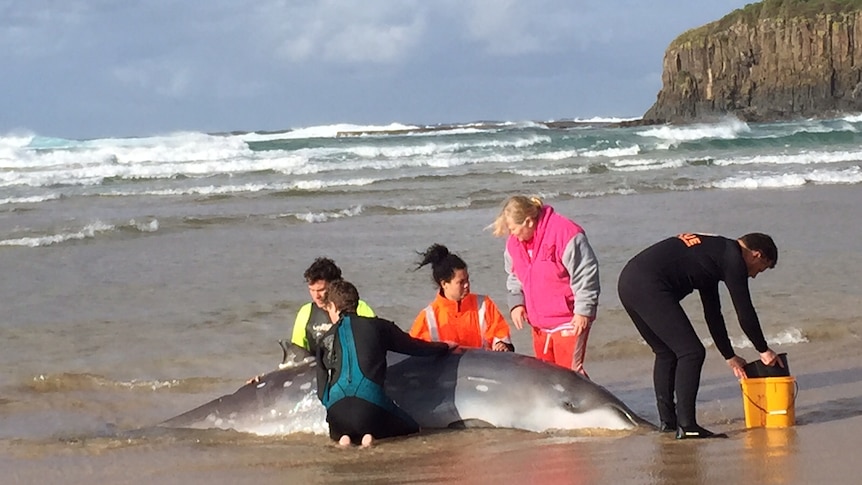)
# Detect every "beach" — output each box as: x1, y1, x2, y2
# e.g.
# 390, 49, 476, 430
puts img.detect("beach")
2, 181, 861, 484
